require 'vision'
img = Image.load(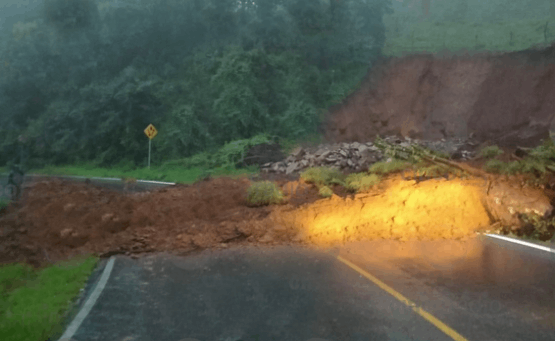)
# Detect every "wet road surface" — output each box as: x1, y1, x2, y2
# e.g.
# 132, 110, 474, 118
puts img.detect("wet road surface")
5, 175, 554, 340
63, 235, 555, 341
